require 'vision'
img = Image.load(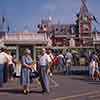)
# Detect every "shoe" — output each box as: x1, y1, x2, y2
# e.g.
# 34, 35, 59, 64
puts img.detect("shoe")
41, 90, 45, 93
50, 73, 53, 77
41, 89, 50, 94
23, 90, 28, 95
